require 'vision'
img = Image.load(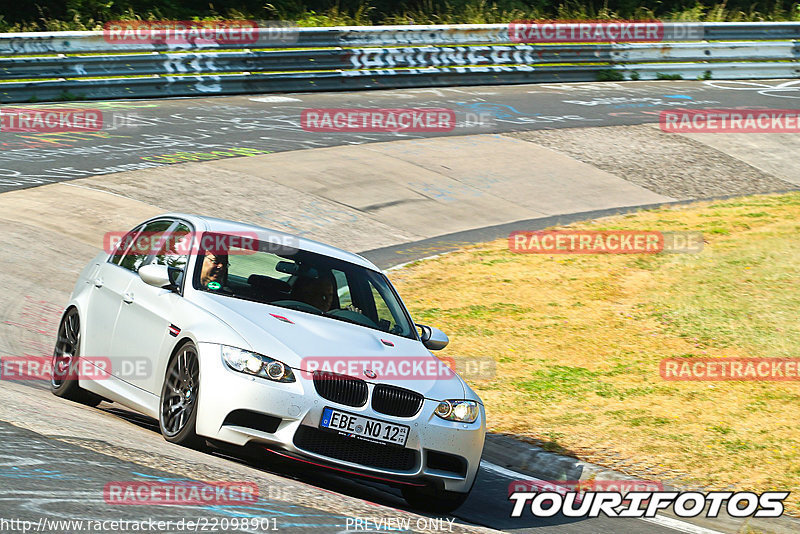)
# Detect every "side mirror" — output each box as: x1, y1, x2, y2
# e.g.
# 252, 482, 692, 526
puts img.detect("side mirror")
417, 324, 449, 351
139, 264, 179, 290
